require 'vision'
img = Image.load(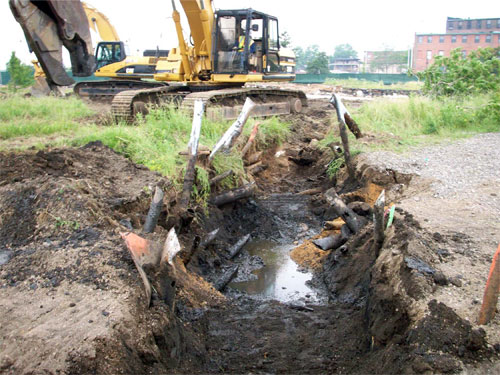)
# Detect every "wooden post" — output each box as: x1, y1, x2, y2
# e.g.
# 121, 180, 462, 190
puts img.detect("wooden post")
228, 234, 251, 259
143, 186, 165, 233
330, 94, 363, 139
330, 94, 357, 181
209, 97, 256, 160
478, 244, 500, 325
179, 100, 204, 211
241, 121, 260, 158
209, 170, 234, 187
373, 190, 386, 250
324, 188, 366, 233
210, 182, 255, 207
214, 265, 239, 291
